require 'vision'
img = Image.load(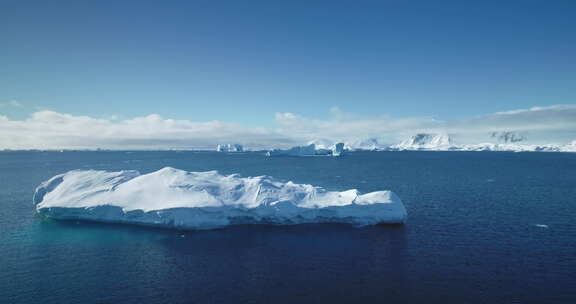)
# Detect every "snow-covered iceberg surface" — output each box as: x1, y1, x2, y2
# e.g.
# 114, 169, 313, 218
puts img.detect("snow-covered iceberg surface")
266, 143, 345, 157
34, 167, 406, 230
